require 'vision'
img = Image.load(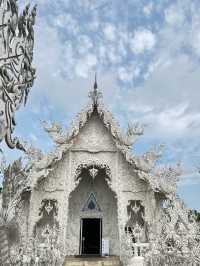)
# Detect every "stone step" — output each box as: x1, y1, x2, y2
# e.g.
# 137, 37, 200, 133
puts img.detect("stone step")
64, 256, 122, 266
